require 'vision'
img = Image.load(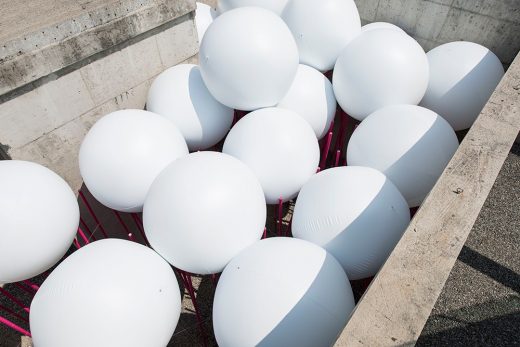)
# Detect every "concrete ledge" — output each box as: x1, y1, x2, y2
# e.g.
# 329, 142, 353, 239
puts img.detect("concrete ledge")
354, 0, 520, 66
335, 53, 520, 346
0, 0, 196, 98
